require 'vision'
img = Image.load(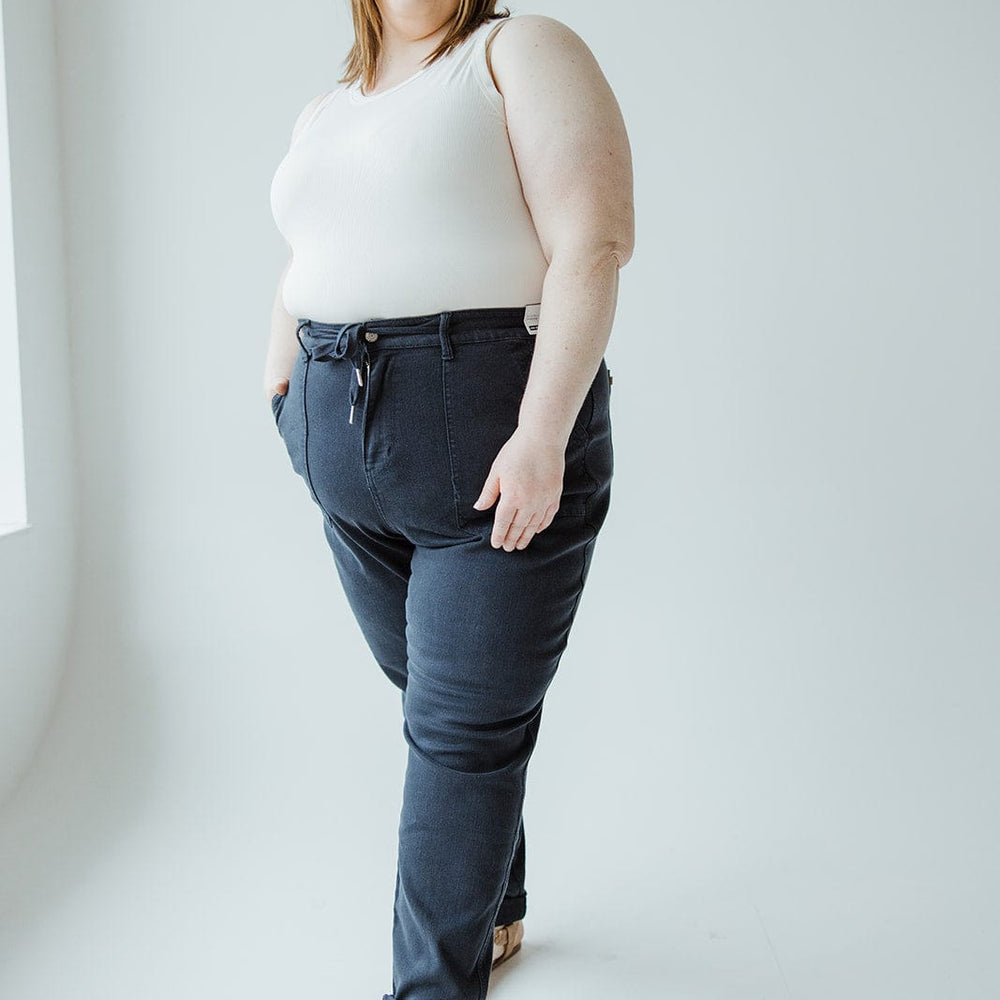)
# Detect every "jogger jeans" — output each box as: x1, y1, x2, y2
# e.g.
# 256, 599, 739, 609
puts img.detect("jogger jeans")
271, 305, 613, 1000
